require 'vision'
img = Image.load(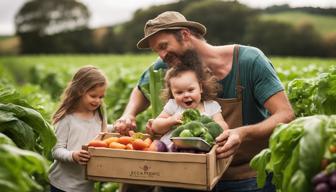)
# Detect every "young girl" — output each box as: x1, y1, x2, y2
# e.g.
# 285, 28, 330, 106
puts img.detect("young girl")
49, 66, 108, 192
151, 64, 228, 146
